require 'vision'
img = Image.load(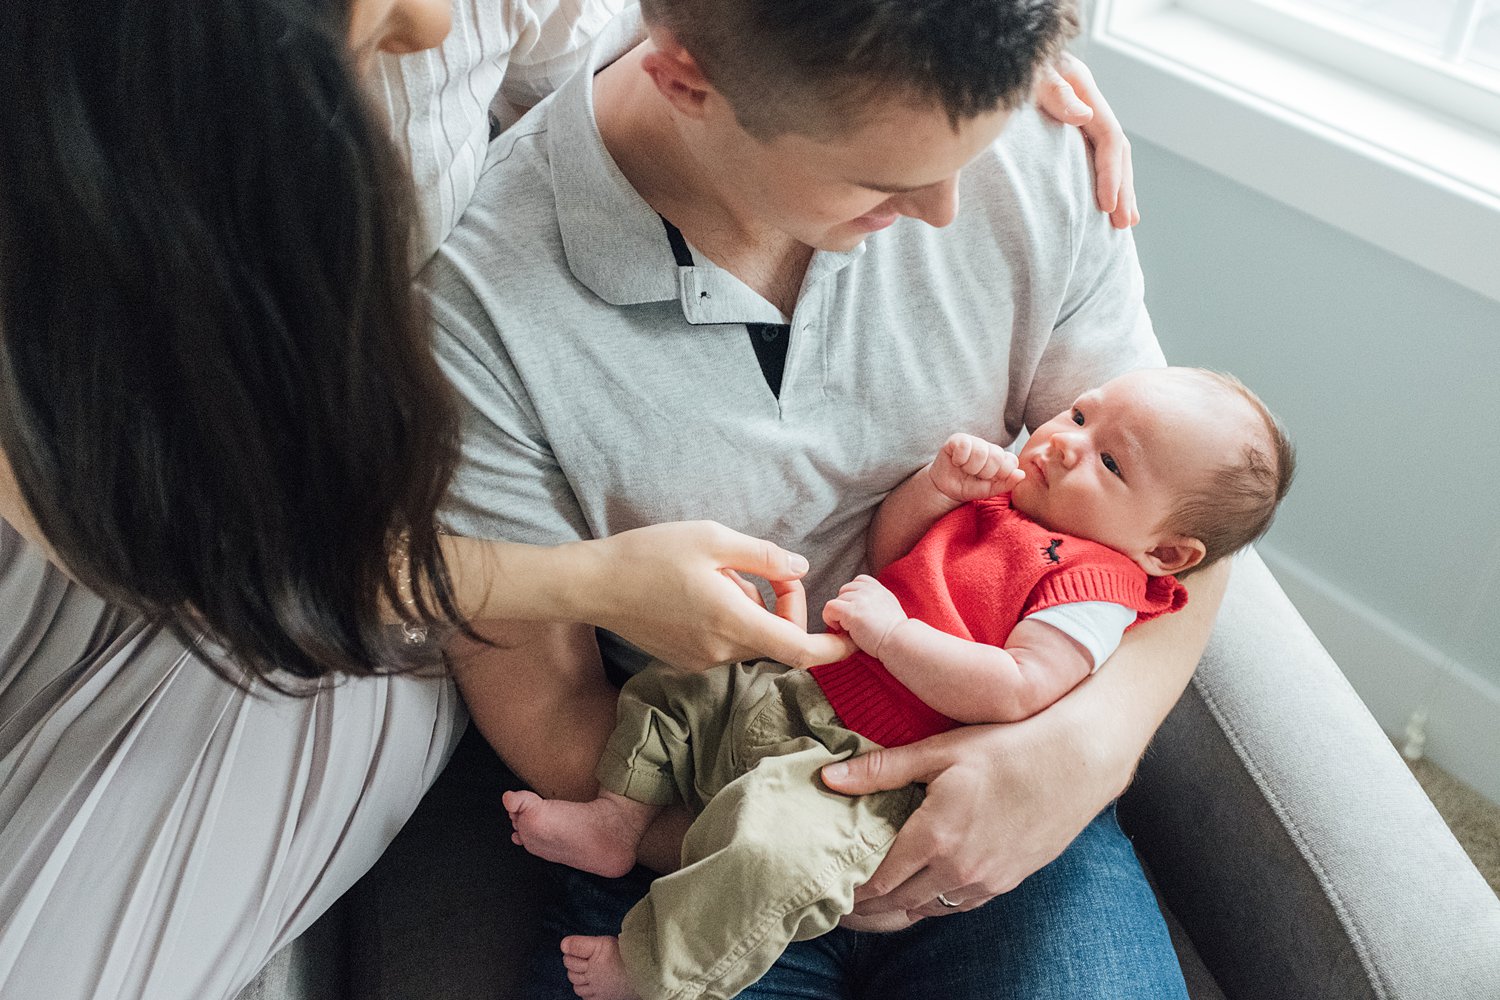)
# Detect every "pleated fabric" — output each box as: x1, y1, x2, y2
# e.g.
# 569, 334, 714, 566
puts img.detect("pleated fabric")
0, 521, 466, 1000
370, 0, 626, 269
